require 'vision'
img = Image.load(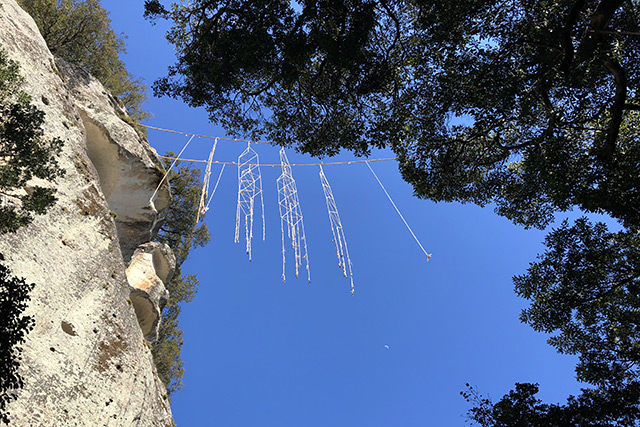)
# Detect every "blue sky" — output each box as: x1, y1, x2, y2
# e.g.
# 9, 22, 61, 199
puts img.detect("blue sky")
106, 3, 582, 425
